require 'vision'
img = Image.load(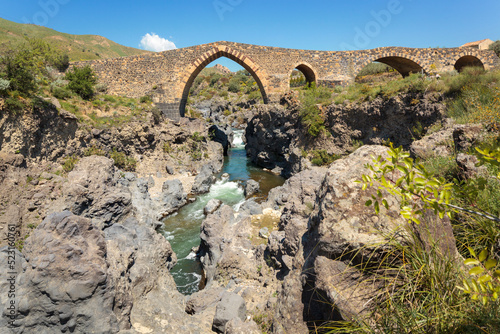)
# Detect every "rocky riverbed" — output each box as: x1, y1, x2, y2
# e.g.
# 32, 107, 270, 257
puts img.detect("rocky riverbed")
0, 90, 479, 333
